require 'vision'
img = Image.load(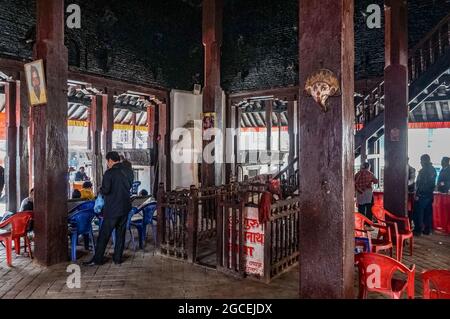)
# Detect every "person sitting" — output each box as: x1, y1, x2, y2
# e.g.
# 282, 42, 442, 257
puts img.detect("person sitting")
80, 181, 95, 200
138, 189, 149, 197
20, 188, 34, 211
72, 189, 82, 199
